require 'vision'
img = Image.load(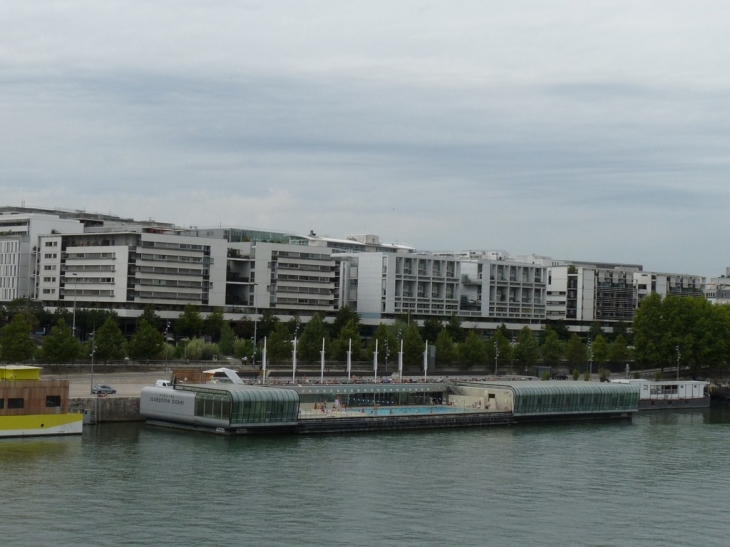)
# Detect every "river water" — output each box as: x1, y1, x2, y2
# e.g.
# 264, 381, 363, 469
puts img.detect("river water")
2, 408, 730, 547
